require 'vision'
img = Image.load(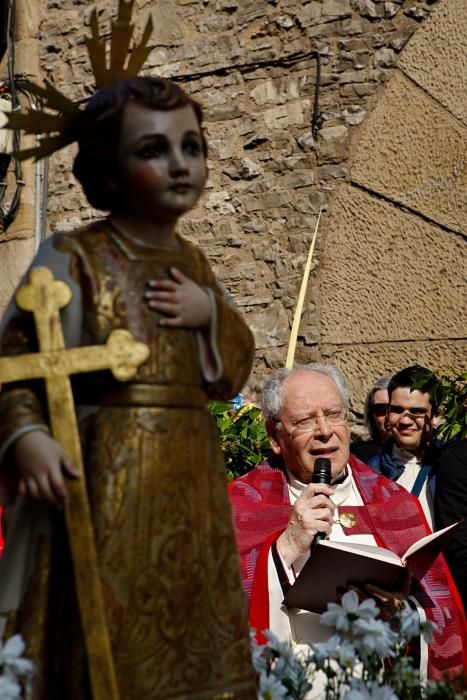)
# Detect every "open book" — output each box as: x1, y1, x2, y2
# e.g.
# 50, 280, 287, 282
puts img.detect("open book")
283, 520, 461, 614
